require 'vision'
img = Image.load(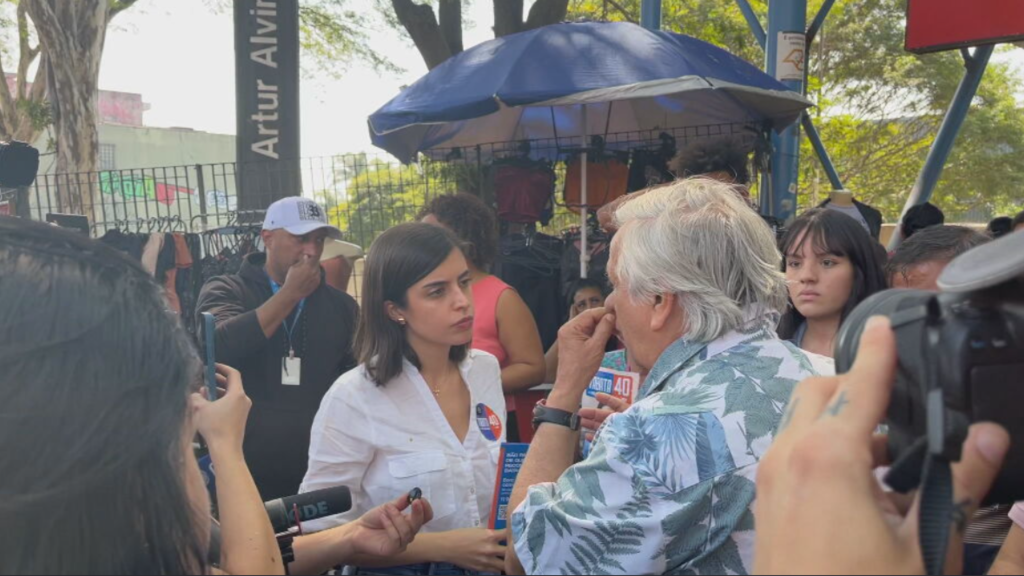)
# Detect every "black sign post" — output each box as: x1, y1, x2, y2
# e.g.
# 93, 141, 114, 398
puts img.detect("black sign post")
234, 0, 301, 212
